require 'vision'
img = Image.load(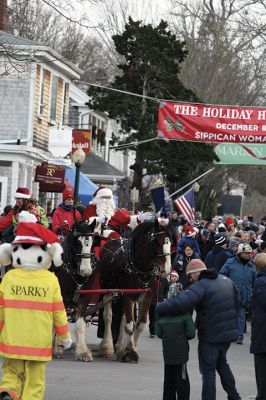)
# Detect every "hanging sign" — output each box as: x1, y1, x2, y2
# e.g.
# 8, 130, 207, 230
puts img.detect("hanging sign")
35, 163, 65, 184
158, 101, 266, 144
48, 126, 72, 157
72, 129, 91, 154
